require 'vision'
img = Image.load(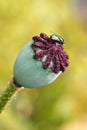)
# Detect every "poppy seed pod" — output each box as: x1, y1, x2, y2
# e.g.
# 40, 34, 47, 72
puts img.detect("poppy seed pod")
14, 33, 69, 88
